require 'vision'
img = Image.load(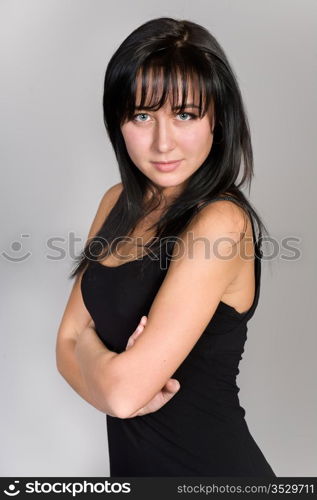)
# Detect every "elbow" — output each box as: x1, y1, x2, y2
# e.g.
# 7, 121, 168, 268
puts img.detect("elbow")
99, 370, 139, 418
85, 363, 120, 417
95, 361, 134, 418
105, 378, 151, 418
98, 351, 143, 419
115, 402, 137, 420
100, 383, 136, 419
96, 390, 120, 417
55, 350, 65, 376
